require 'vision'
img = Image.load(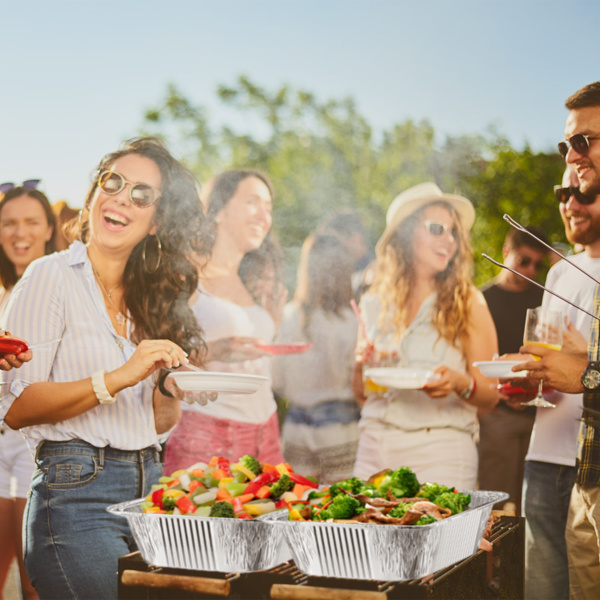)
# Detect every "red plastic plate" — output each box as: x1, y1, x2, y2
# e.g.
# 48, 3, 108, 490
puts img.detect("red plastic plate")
255, 343, 312, 355
0, 335, 29, 357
